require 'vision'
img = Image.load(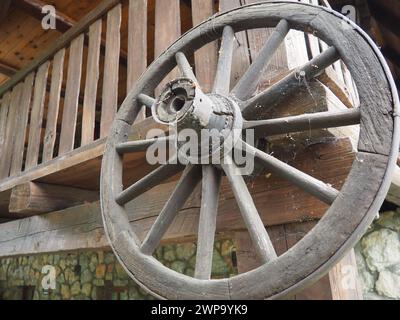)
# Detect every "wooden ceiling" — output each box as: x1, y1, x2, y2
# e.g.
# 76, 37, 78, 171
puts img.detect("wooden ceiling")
0, 0, 398, 87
